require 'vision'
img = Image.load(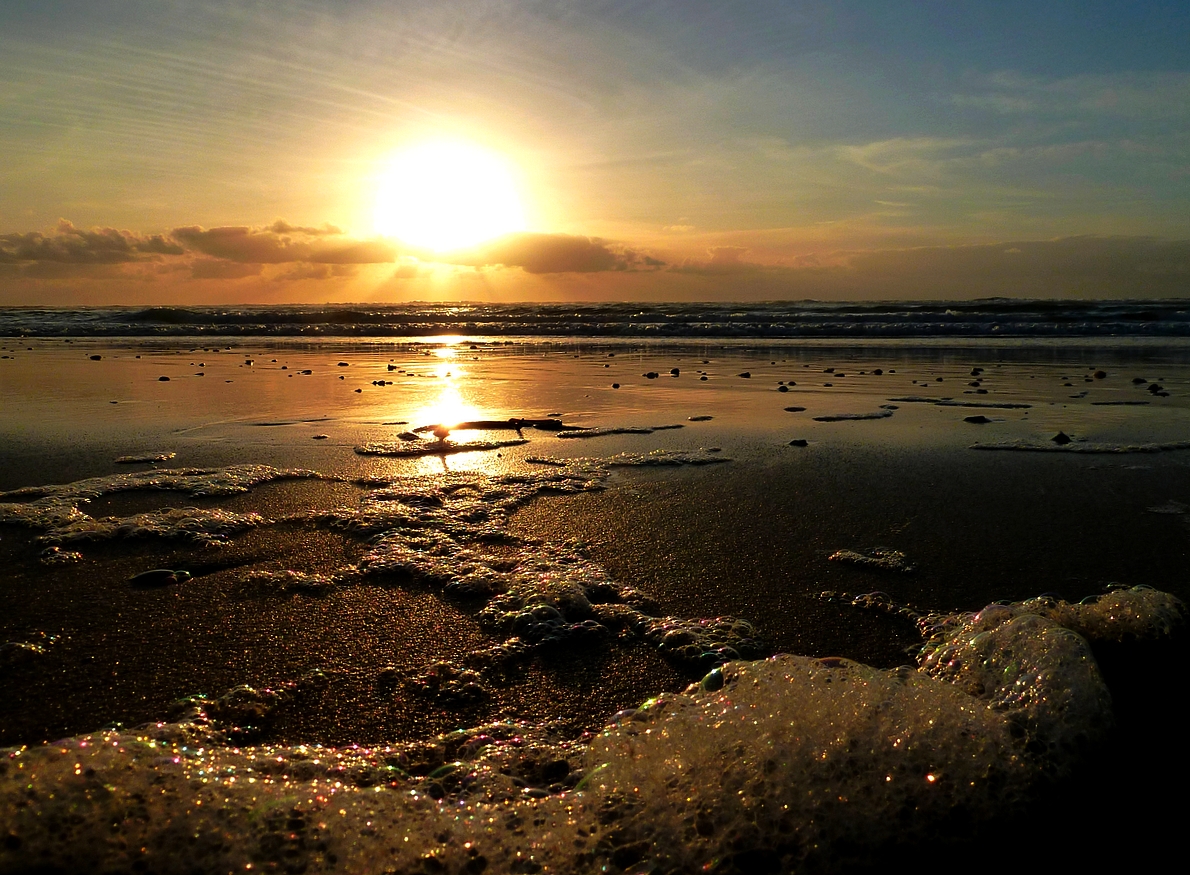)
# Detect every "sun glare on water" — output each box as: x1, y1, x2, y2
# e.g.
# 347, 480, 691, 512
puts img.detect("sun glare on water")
374, 141, 526, 253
